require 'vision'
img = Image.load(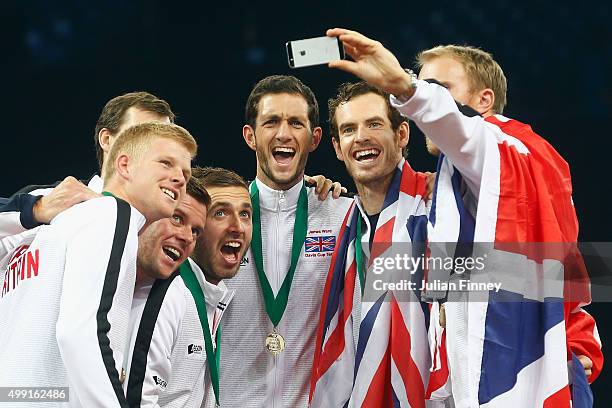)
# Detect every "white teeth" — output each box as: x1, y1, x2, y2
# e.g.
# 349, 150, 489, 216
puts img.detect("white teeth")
355, 149, 380, 159
162, 188, 176, 200
274, 147, 295, 154
224, 242, 241, 248
163, 246, 180, 260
